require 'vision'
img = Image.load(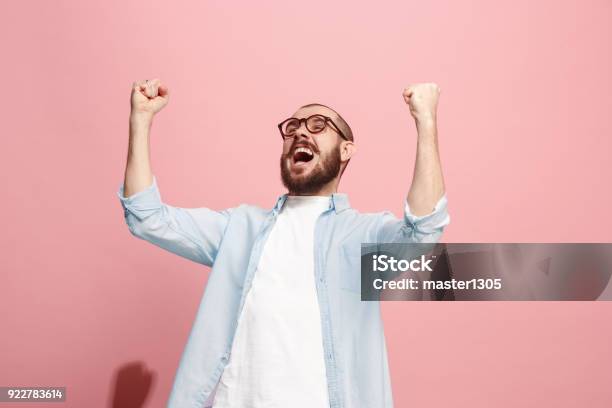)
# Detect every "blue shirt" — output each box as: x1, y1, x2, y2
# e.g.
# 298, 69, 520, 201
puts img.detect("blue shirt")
117, 177, 450, 408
